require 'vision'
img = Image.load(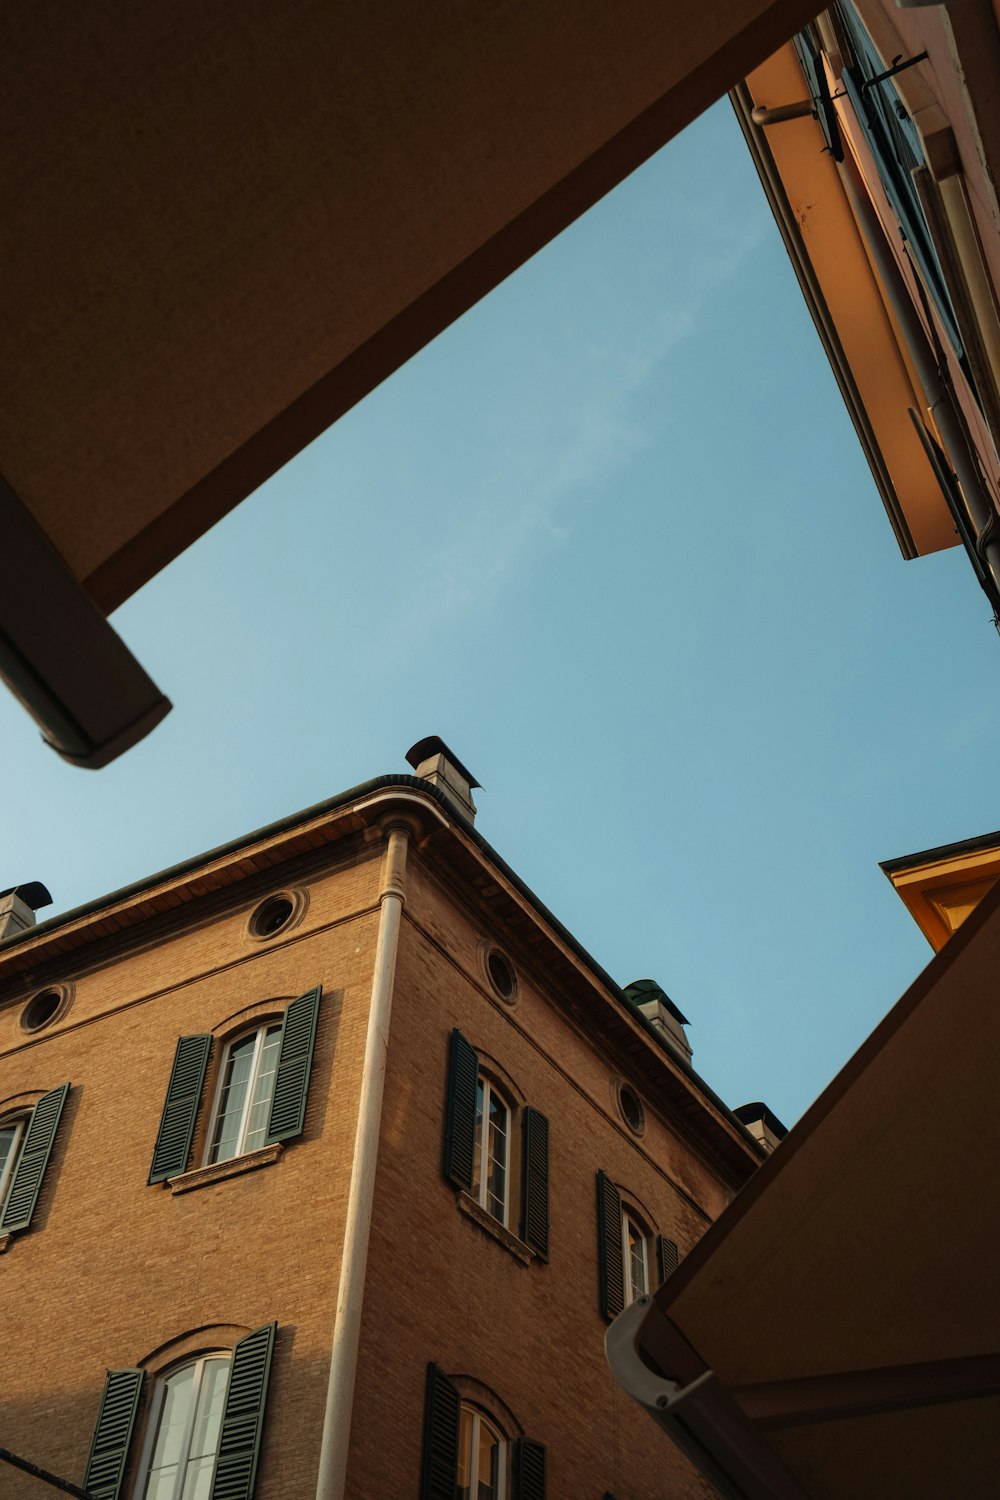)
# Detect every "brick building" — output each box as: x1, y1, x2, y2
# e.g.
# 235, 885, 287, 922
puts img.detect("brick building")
0, 740, 767, 1500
